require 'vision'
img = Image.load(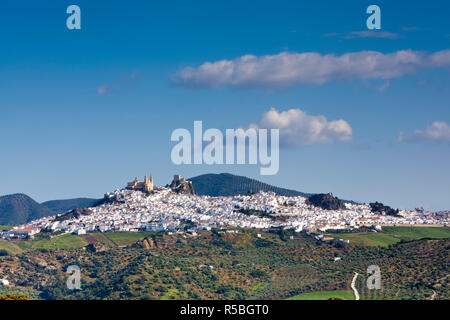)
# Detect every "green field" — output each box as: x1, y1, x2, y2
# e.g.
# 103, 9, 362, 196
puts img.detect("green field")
287, 290, 355, 300
2, 226, 448, 253
103, 232, 151, 246
0, 226, 13, 231
0, 239, 23, 254
31, 234, 88, 249
327, 226, 450, 246
383, 226, 450, 241
1, 227, 448, 300
251, 281, 270, 292
328, 232, 400, 247
0, 232, 151, 252
11, 240, 34, 250
86, 232, 117, 247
